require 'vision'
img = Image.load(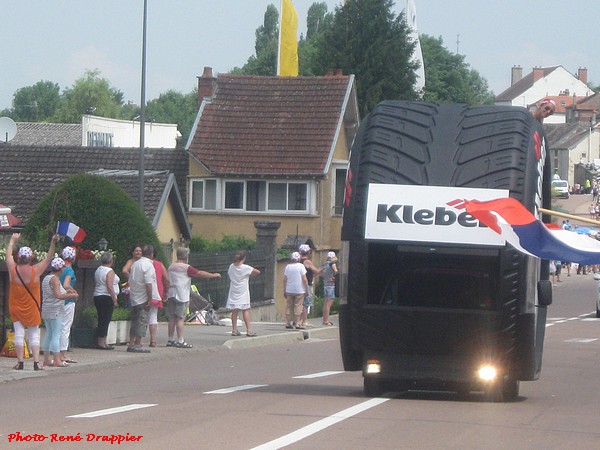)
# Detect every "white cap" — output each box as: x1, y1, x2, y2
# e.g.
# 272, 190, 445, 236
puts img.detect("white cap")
291, 252, 301, 261
327, 251, 336, 259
